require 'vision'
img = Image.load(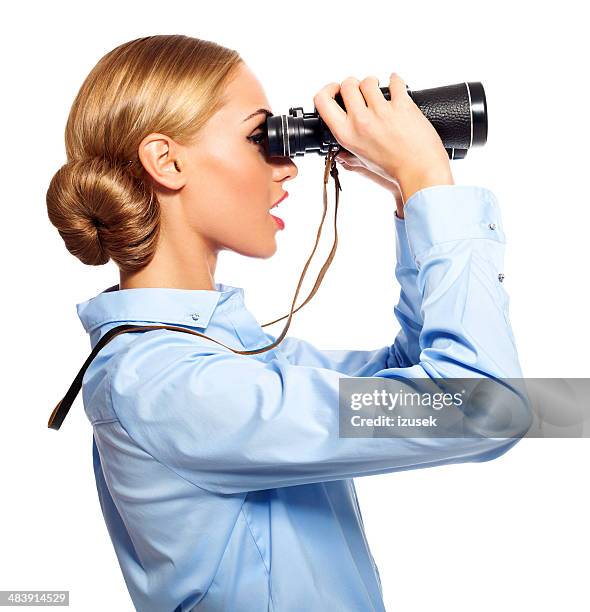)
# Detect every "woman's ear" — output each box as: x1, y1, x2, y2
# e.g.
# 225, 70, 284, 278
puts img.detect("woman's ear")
137, 133, 187, 190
